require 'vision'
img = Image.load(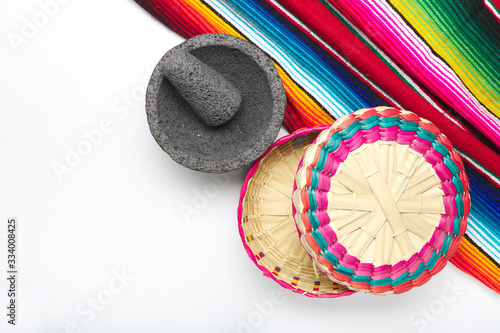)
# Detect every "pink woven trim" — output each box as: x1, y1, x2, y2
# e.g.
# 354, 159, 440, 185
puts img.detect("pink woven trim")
237, 126, 355, 298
